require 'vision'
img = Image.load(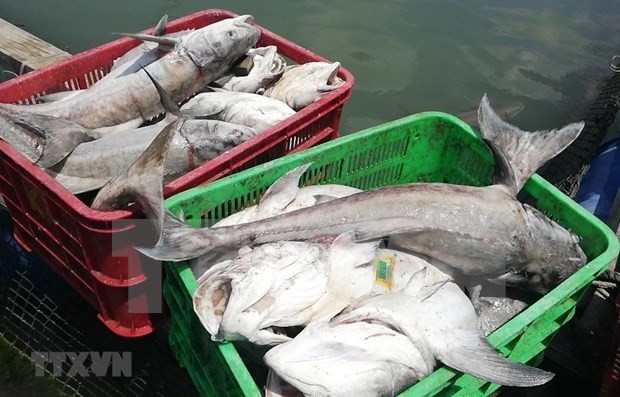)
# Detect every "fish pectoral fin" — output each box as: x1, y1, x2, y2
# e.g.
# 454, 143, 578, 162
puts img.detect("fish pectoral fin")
330, 231, 380, 268
259, 164, 312, 212
142, 67, 182, 118
250, 329, 292, 345
434, 328, 555, 387
89, 118, 144, 139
